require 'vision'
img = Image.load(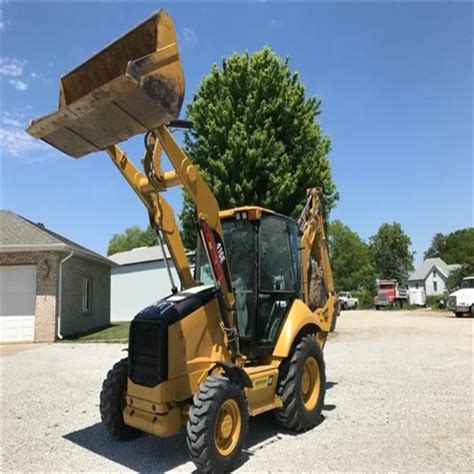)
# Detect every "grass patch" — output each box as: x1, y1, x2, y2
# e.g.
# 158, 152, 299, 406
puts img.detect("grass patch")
64, 323, 130, 342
